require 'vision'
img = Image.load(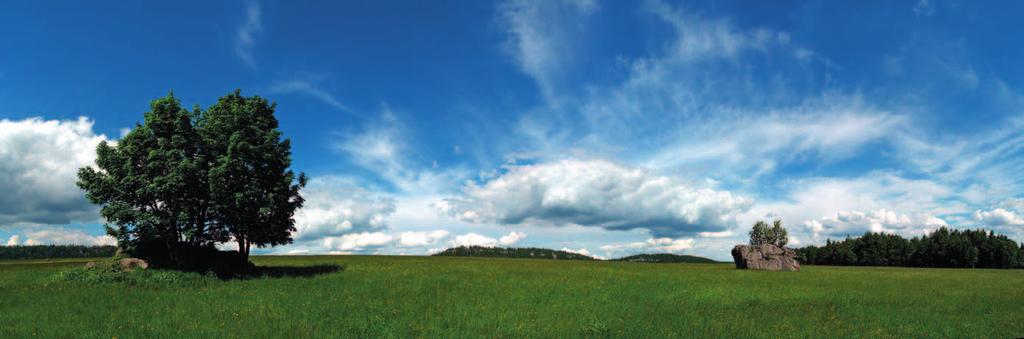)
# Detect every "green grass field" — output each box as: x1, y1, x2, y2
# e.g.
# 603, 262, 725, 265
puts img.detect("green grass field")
2, 255, 1022, 338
